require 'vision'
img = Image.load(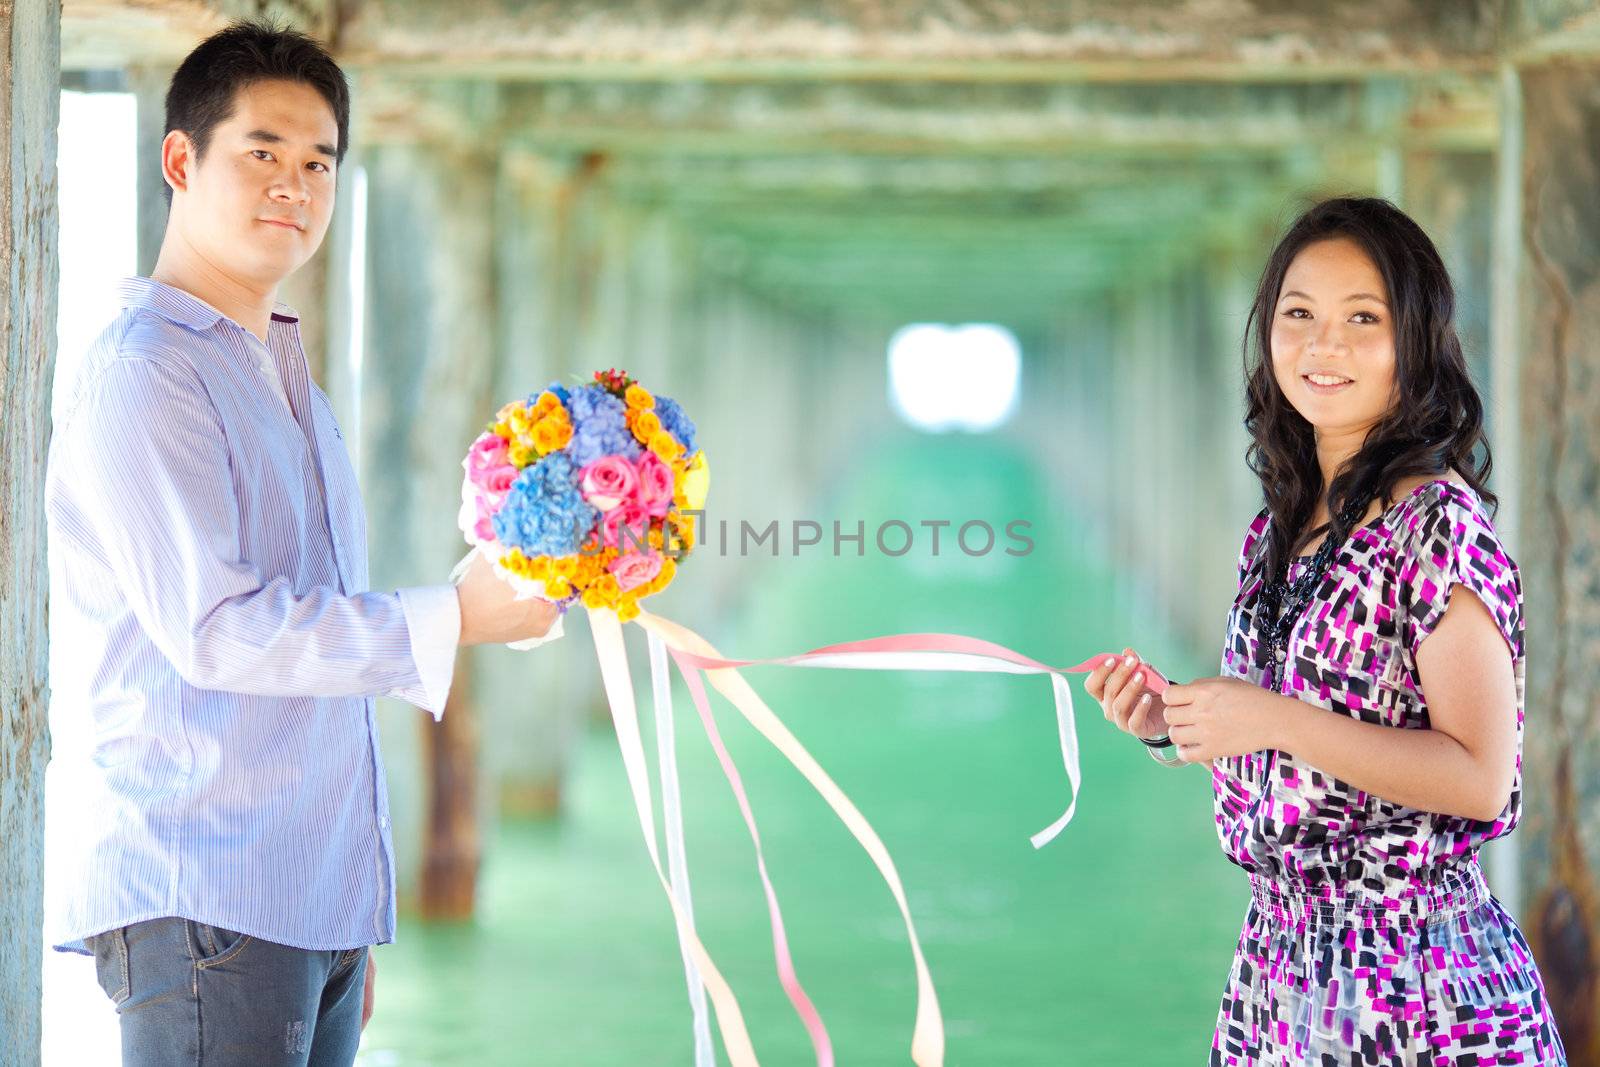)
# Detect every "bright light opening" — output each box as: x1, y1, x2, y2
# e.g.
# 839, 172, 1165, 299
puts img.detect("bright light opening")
343, 163, 369, 472
887, 322, 1021, 433
54, 90, 138, 422
46, 87, 139, 1066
